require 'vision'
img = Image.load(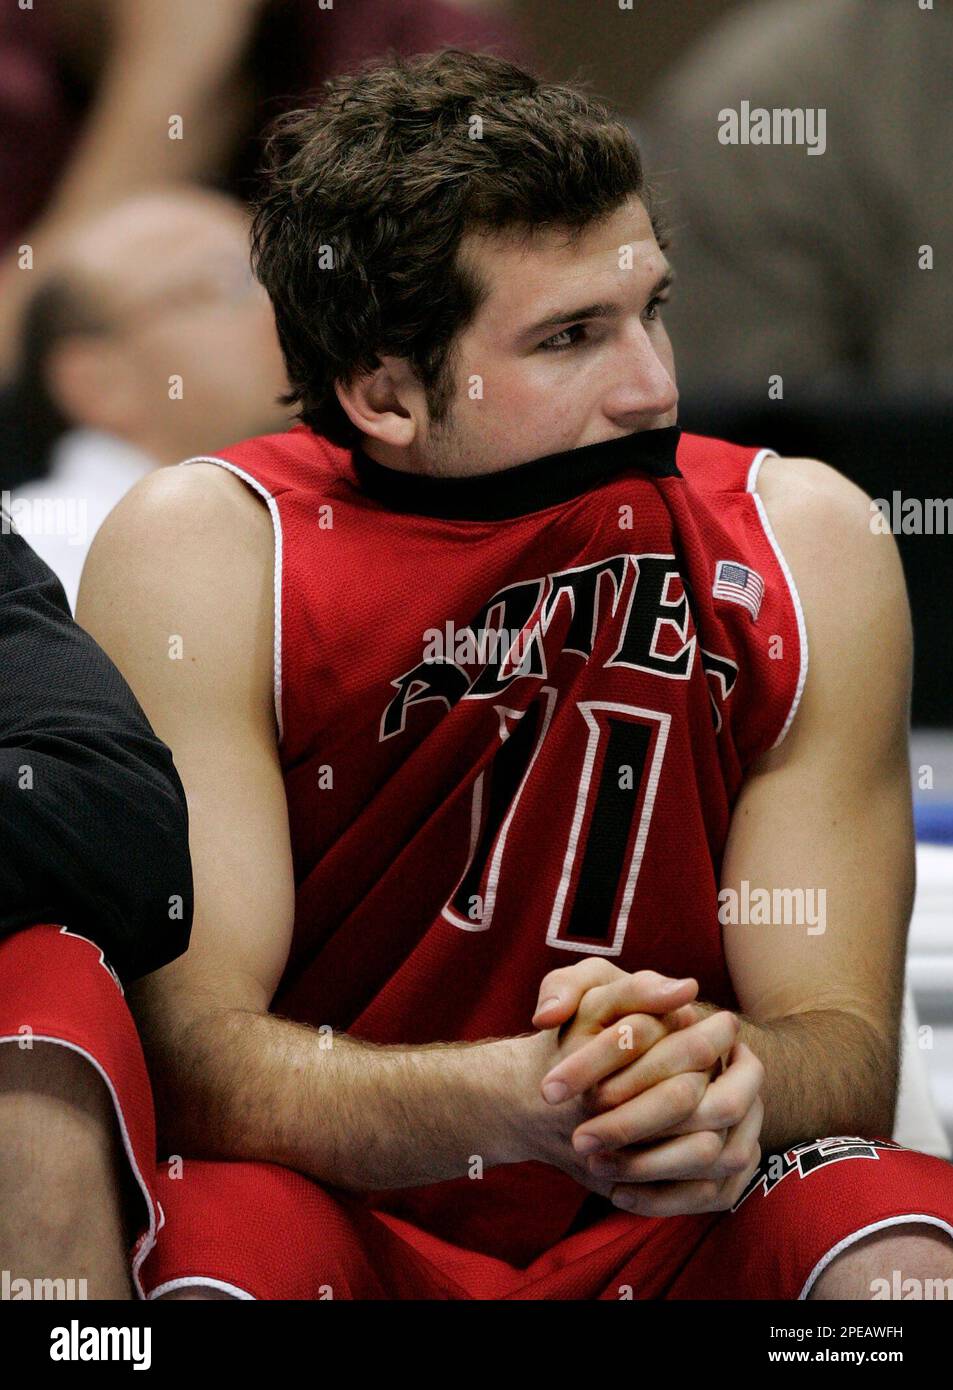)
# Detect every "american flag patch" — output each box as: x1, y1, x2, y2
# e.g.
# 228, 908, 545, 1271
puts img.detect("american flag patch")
713, 560, 765, 621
